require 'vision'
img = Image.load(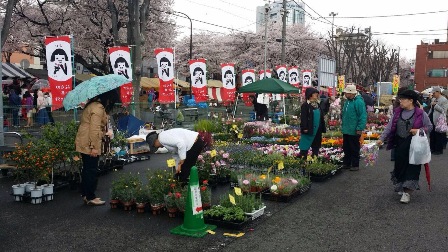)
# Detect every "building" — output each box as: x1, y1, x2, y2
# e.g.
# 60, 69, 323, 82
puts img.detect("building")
414, 39, 448, 91
256, 0, 305, 33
